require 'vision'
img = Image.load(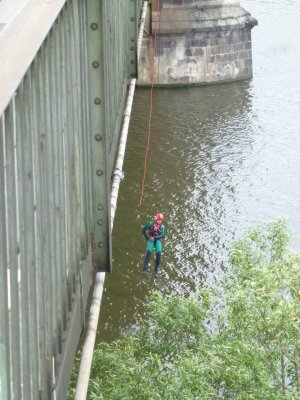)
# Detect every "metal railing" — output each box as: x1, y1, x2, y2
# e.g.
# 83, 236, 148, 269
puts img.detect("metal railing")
0, 0, 143, 399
